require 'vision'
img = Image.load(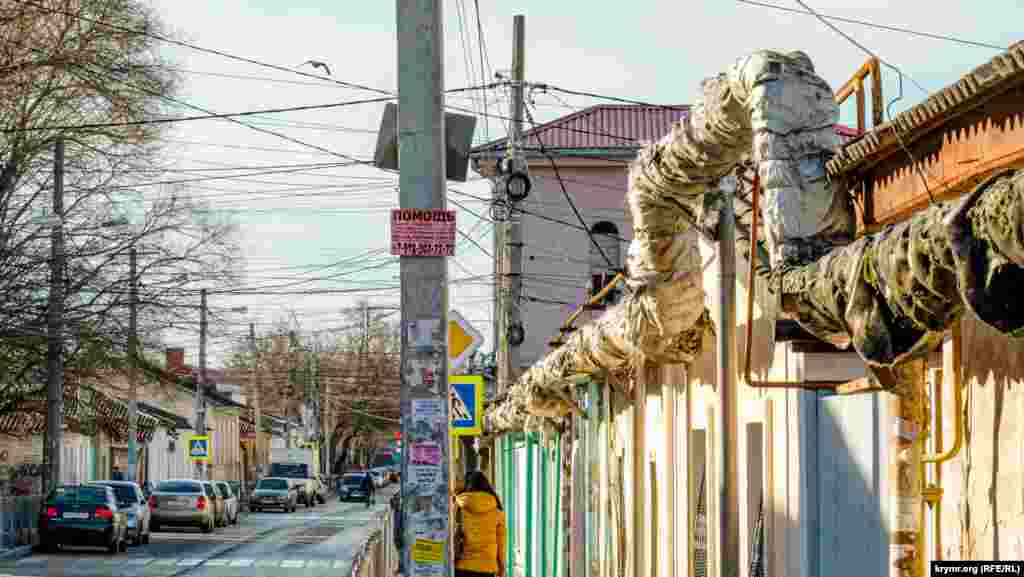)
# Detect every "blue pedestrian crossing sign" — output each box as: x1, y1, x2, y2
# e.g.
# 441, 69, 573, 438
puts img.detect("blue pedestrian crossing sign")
187, 435, 210, 462
450, 375, 483, 437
